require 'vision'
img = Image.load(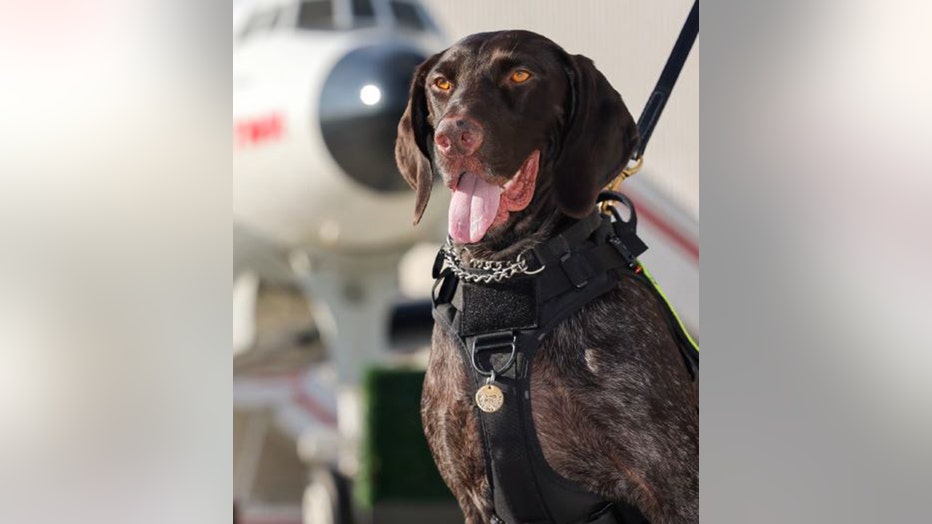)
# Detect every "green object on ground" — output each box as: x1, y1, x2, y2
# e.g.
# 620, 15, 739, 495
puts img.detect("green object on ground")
356, 367, 455, 507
